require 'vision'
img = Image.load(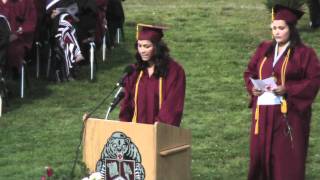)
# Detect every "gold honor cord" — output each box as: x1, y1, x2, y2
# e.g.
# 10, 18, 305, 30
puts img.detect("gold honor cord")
271, 8, 275, 38
254, 49, 291, 135
254, 57, 267, 135
132, 71, 163, 123
132, 71, 143, 123
280, 49, 291, 114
